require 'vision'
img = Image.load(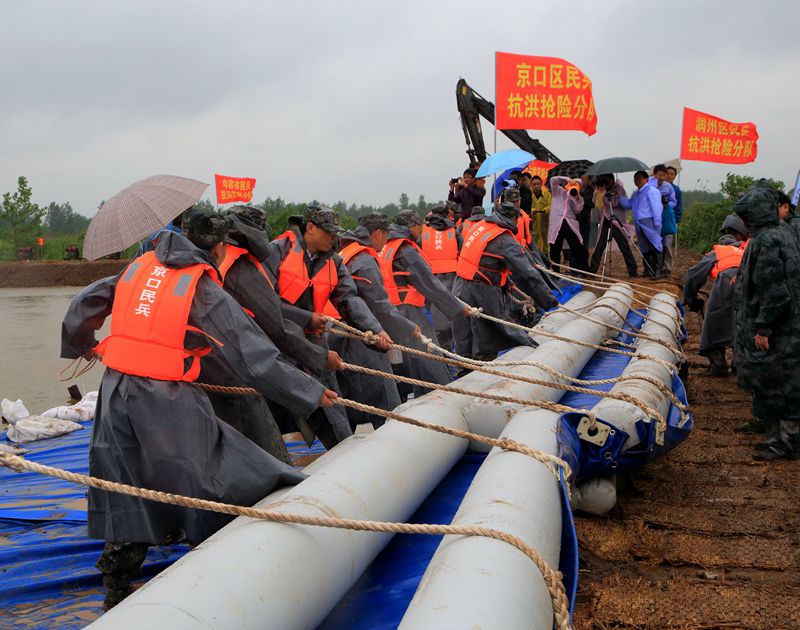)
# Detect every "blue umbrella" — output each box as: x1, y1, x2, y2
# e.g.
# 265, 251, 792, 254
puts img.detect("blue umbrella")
475, 149, 536, 178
